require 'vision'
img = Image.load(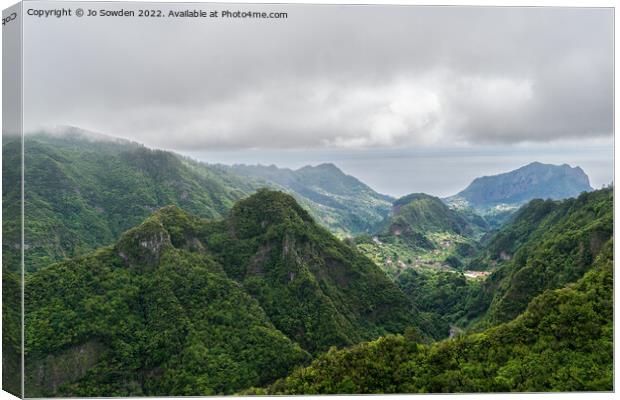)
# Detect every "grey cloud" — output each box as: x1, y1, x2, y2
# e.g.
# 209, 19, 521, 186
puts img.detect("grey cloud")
22, 3, 613, 150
